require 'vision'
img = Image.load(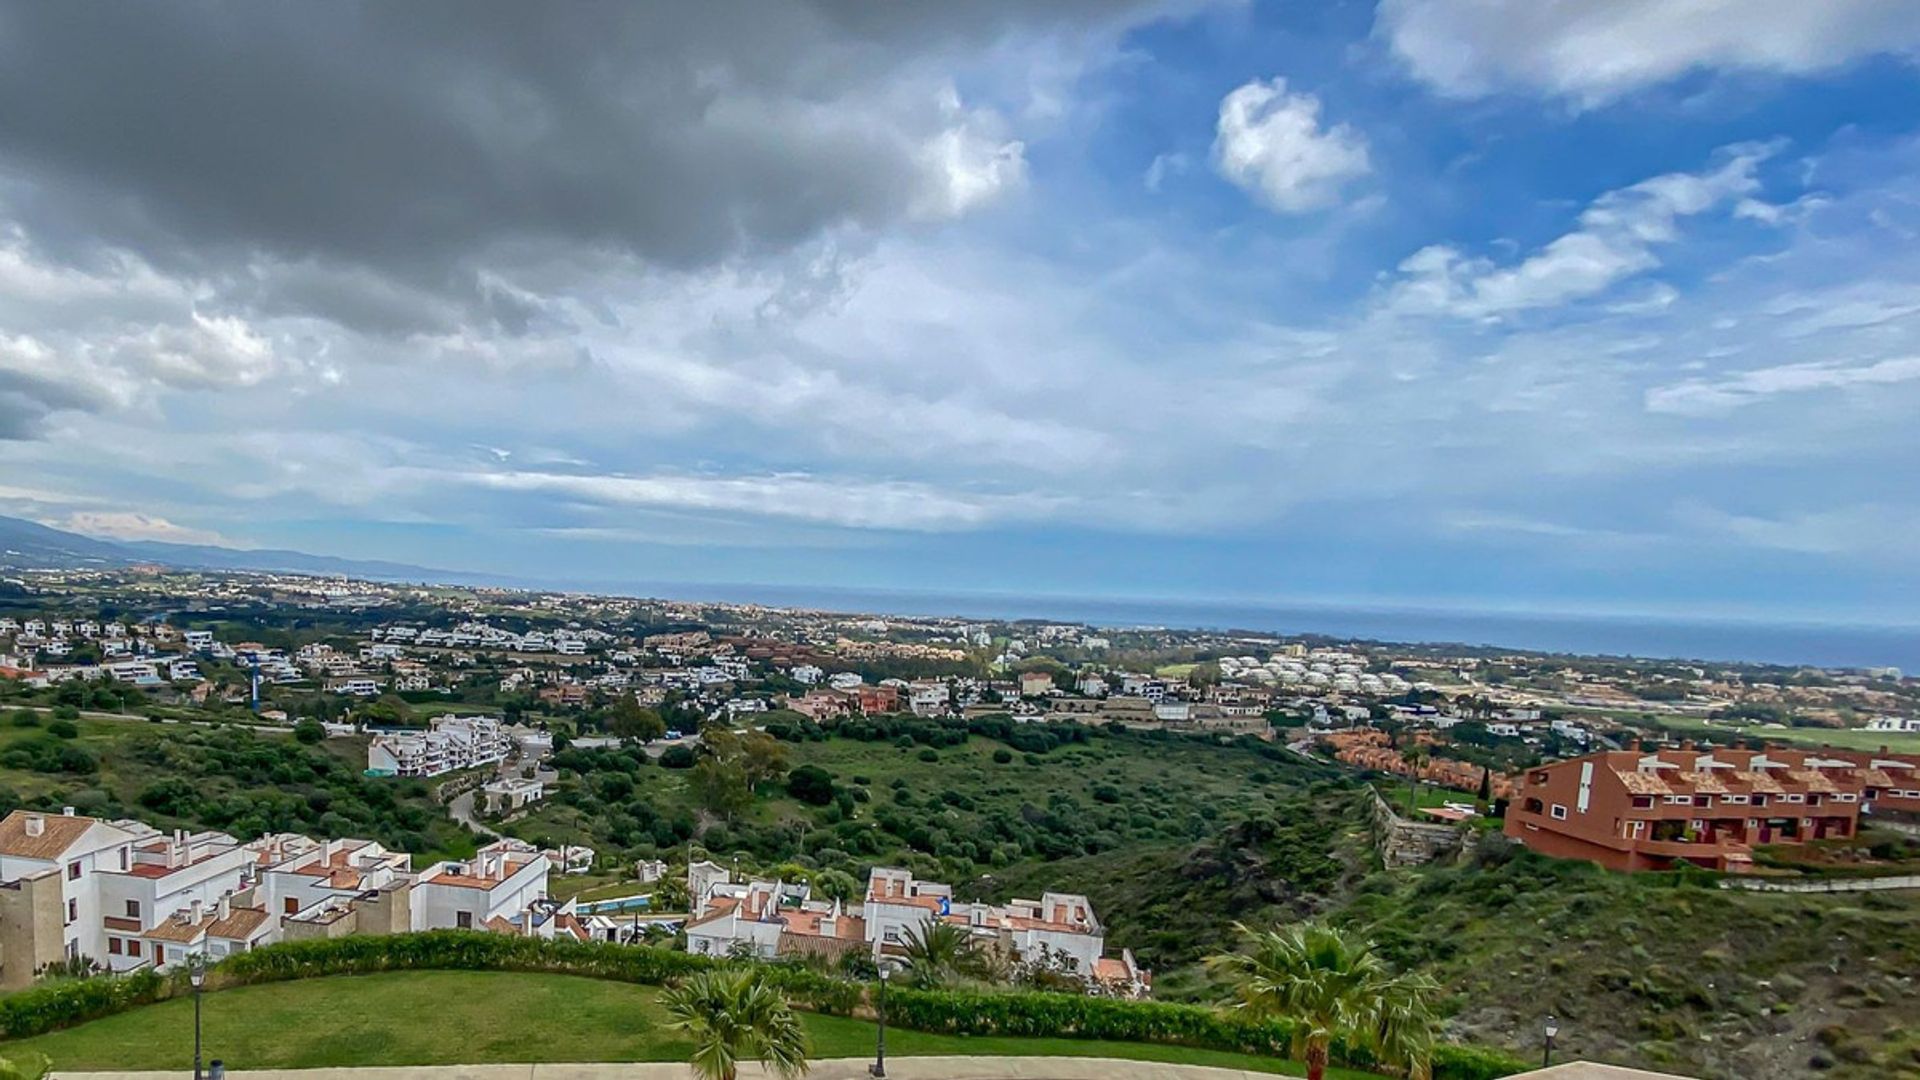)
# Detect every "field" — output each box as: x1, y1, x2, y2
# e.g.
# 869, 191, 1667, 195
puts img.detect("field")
1573, 708, 1920, 753
0, 971, 1367, 1078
